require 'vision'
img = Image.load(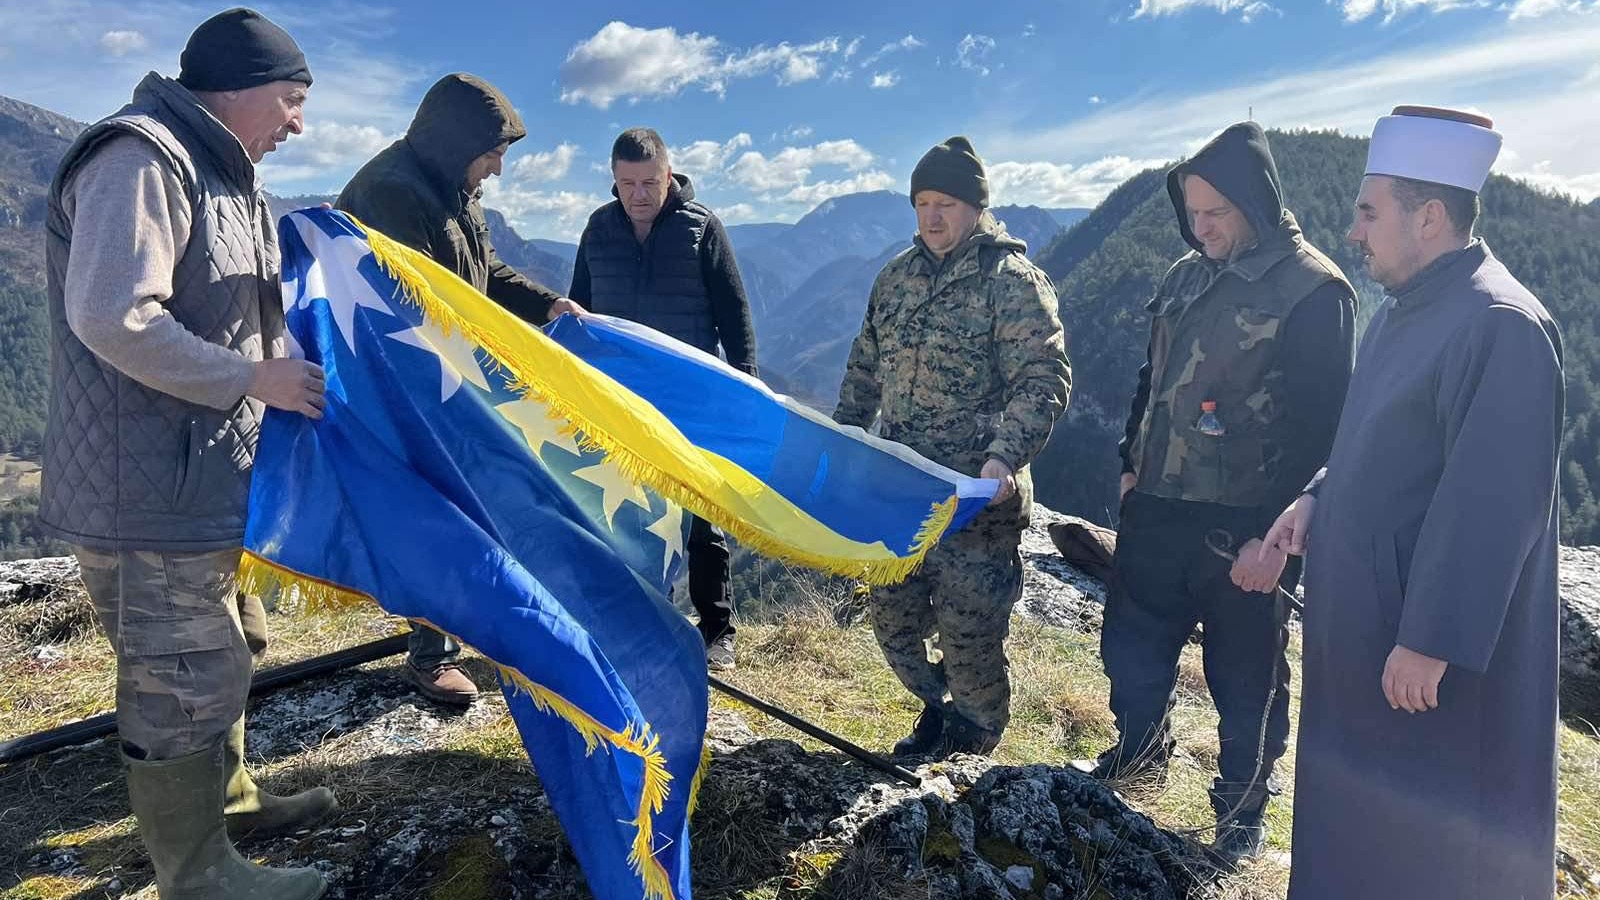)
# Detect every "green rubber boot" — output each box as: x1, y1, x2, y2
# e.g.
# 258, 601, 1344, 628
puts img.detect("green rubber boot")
223, 717, 338, 840
126, 743, 327, 899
